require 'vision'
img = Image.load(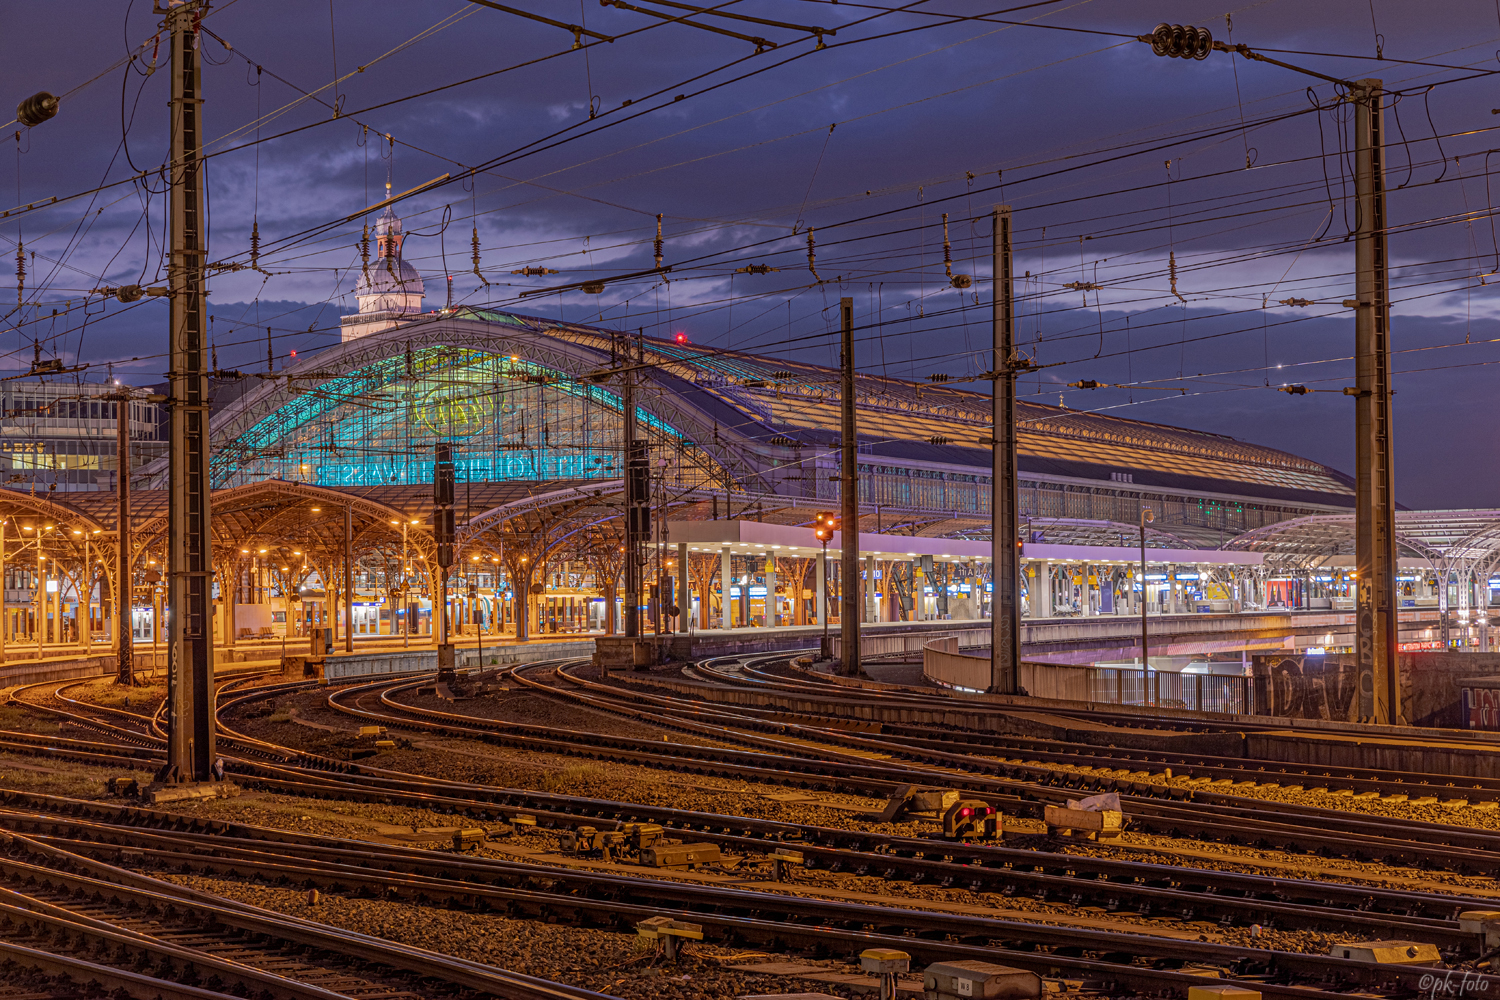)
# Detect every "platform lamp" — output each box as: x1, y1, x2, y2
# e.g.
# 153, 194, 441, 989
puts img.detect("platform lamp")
814, 511, 838, 661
